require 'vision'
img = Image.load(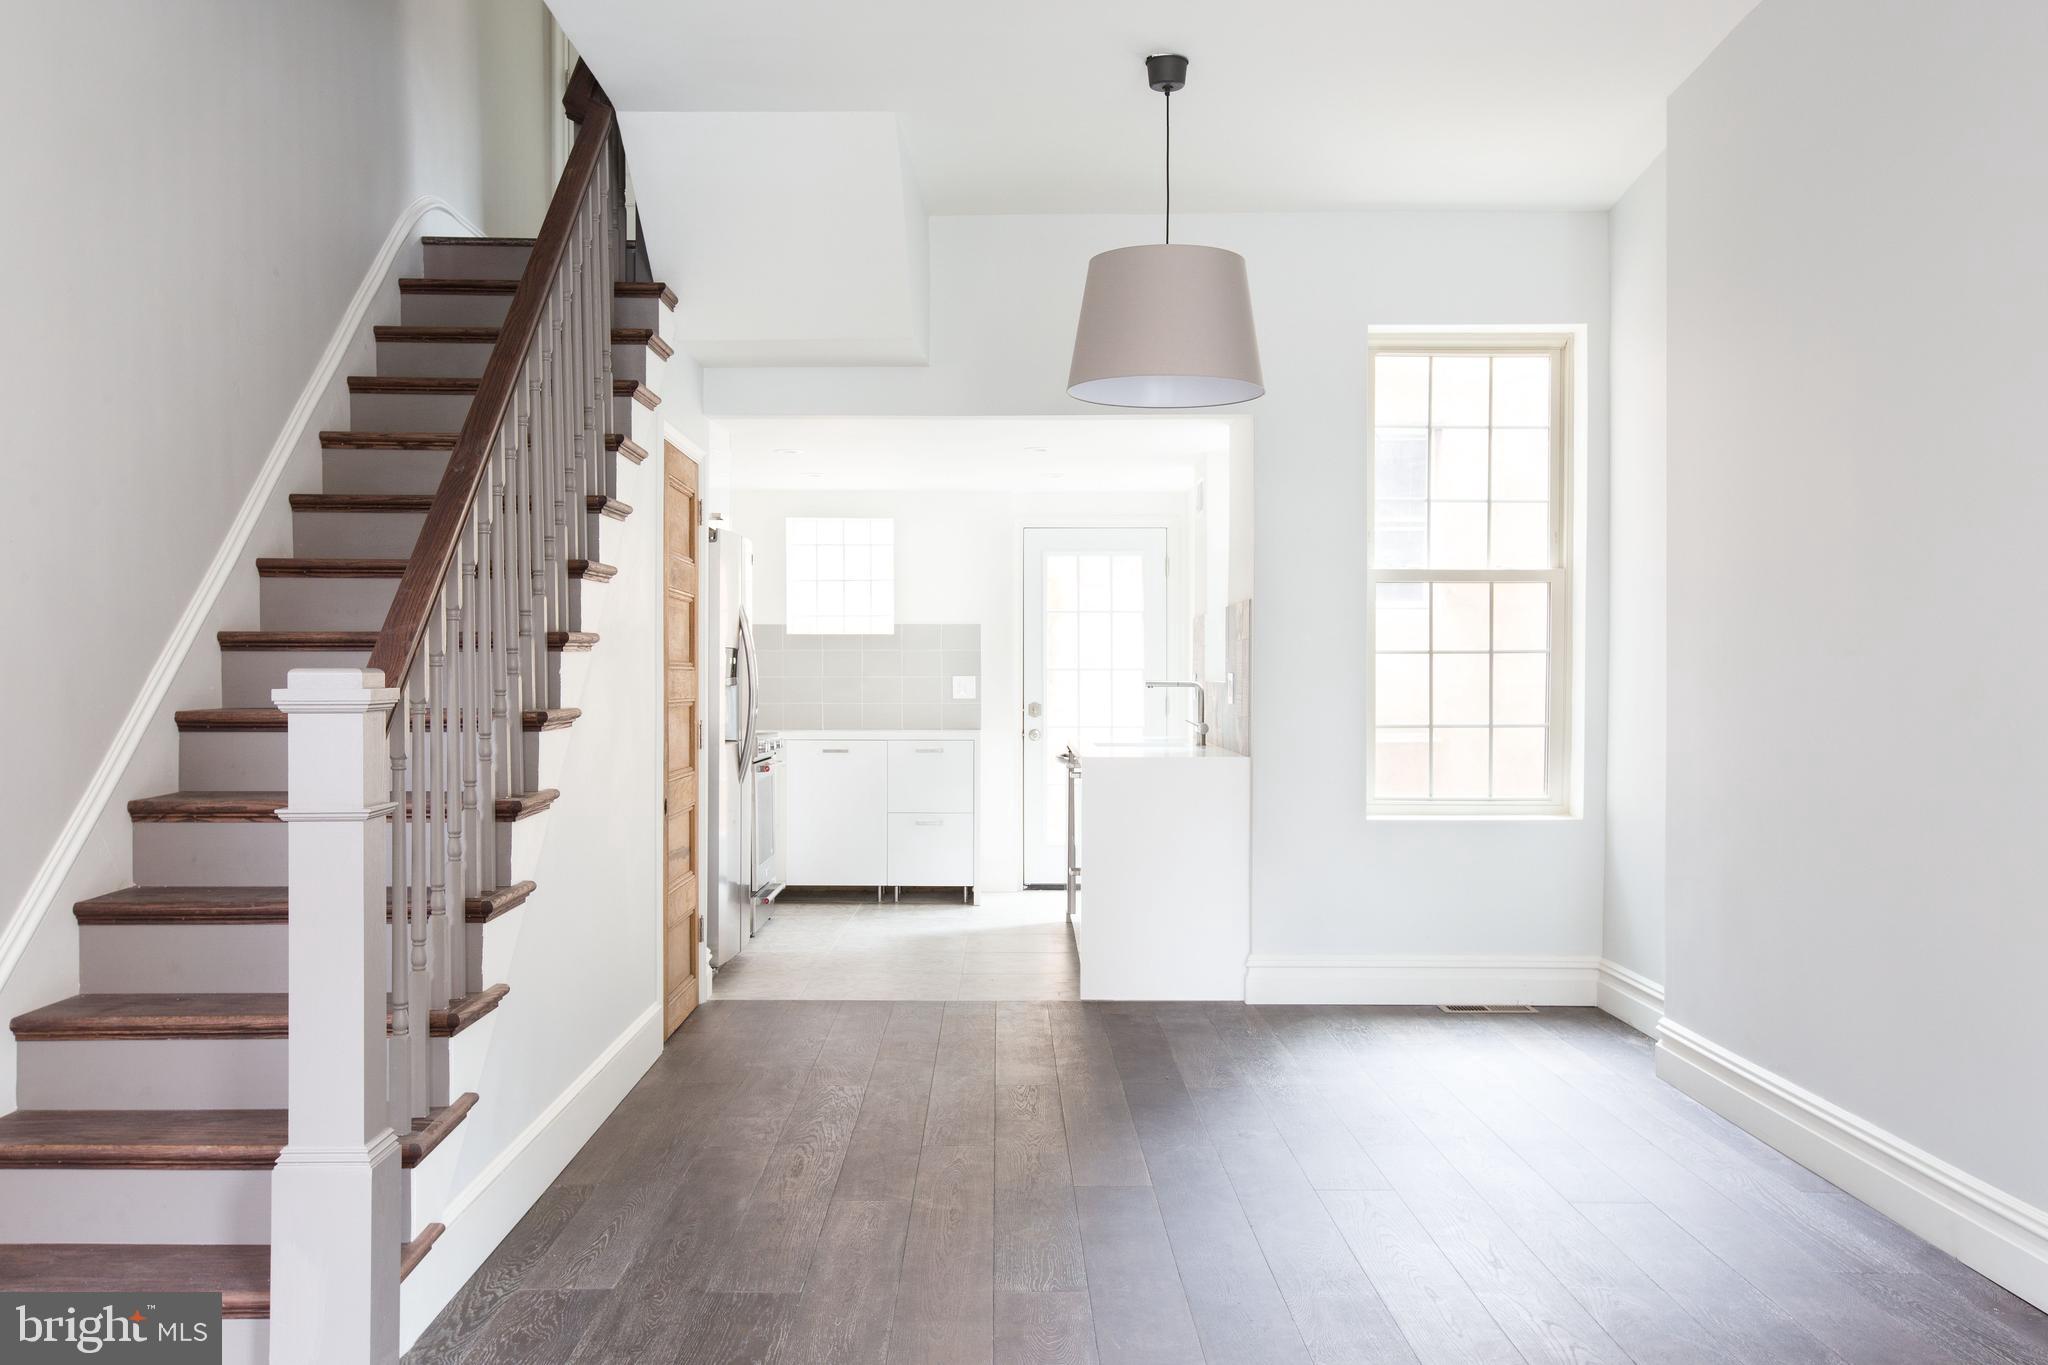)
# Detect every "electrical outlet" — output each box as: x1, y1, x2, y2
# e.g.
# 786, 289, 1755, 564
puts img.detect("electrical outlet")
951, 675, 977, 700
